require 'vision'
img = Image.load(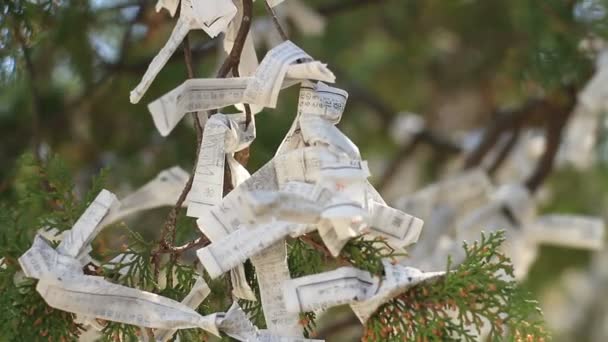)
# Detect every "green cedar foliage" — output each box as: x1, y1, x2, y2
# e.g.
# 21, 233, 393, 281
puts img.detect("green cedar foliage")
0, 154, 547, 341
